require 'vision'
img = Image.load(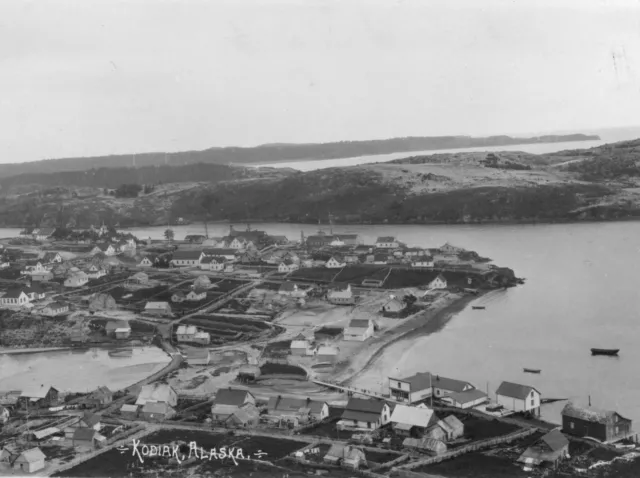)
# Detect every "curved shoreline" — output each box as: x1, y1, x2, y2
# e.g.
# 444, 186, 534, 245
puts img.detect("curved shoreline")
336, 292, 481, 386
